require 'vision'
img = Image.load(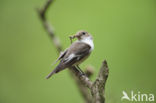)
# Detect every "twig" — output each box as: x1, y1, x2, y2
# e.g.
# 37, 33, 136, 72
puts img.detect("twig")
91, 60, 109, 103
69, 67, 92, 103
37, 0, 109, 103
37, 0, 62, 52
